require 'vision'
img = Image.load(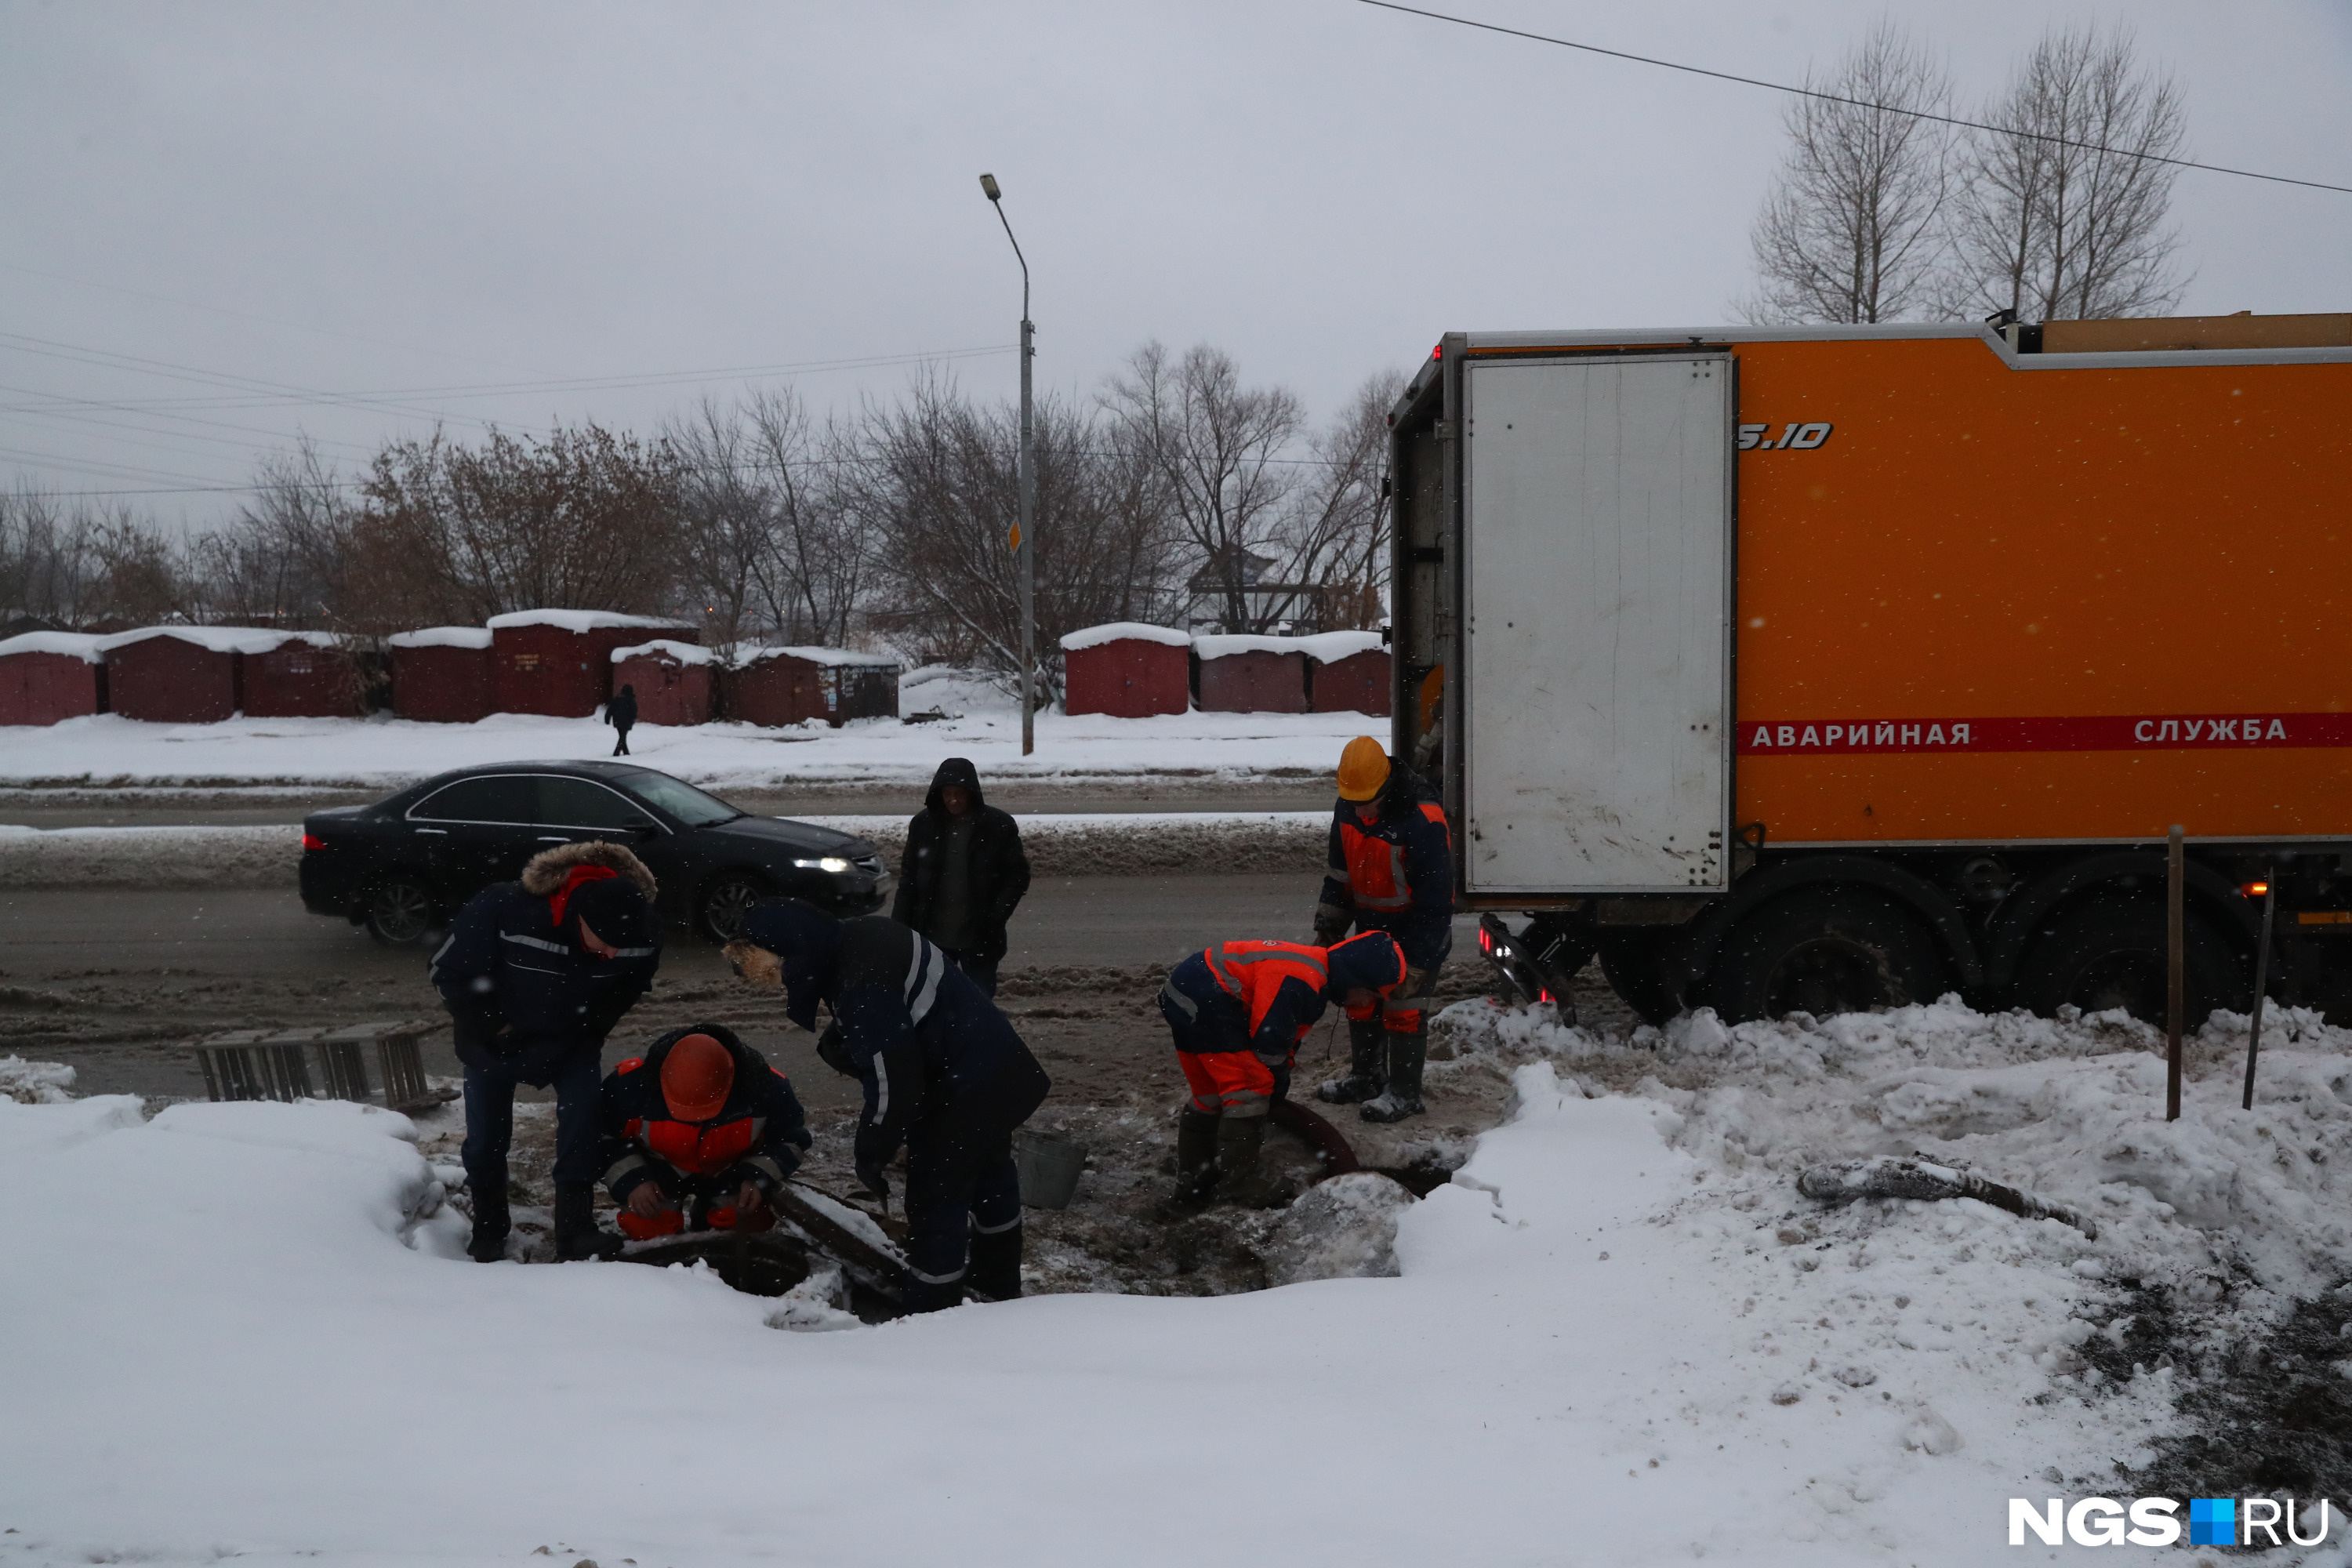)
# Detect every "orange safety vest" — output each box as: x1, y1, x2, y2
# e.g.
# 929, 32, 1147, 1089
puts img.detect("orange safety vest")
1203, 938, 1330, 1040
625, 1112, 763, 1176
1341, 802, 1450, 913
